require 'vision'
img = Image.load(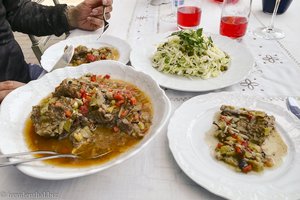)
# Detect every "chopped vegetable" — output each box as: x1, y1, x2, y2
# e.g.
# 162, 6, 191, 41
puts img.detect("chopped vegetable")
86, 54, 96, 62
